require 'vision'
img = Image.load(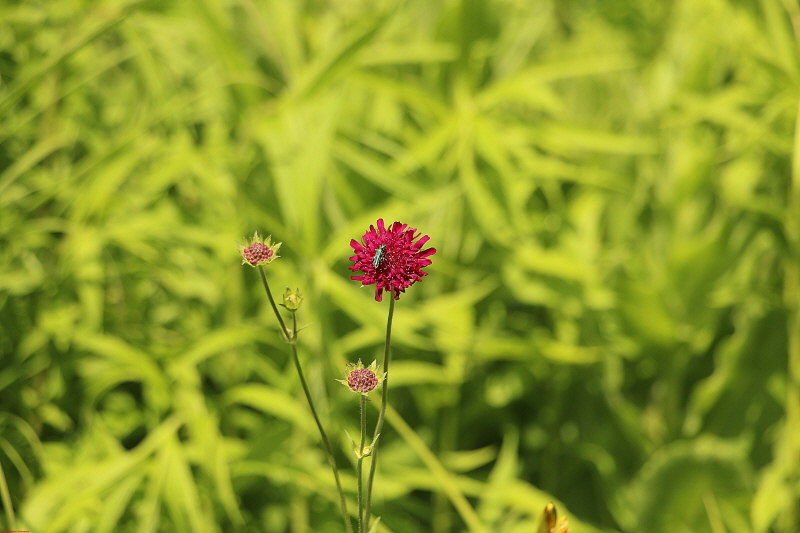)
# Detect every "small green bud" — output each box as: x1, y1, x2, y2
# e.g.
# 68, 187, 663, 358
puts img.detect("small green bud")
282, 287, 303, 311
345, 431, 373, 459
